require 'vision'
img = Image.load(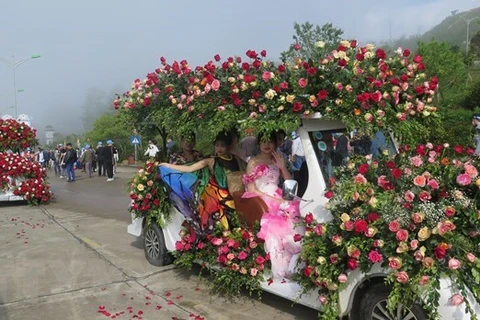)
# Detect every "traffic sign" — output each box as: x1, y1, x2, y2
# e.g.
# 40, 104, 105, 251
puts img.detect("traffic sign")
131, 136, 141, 145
